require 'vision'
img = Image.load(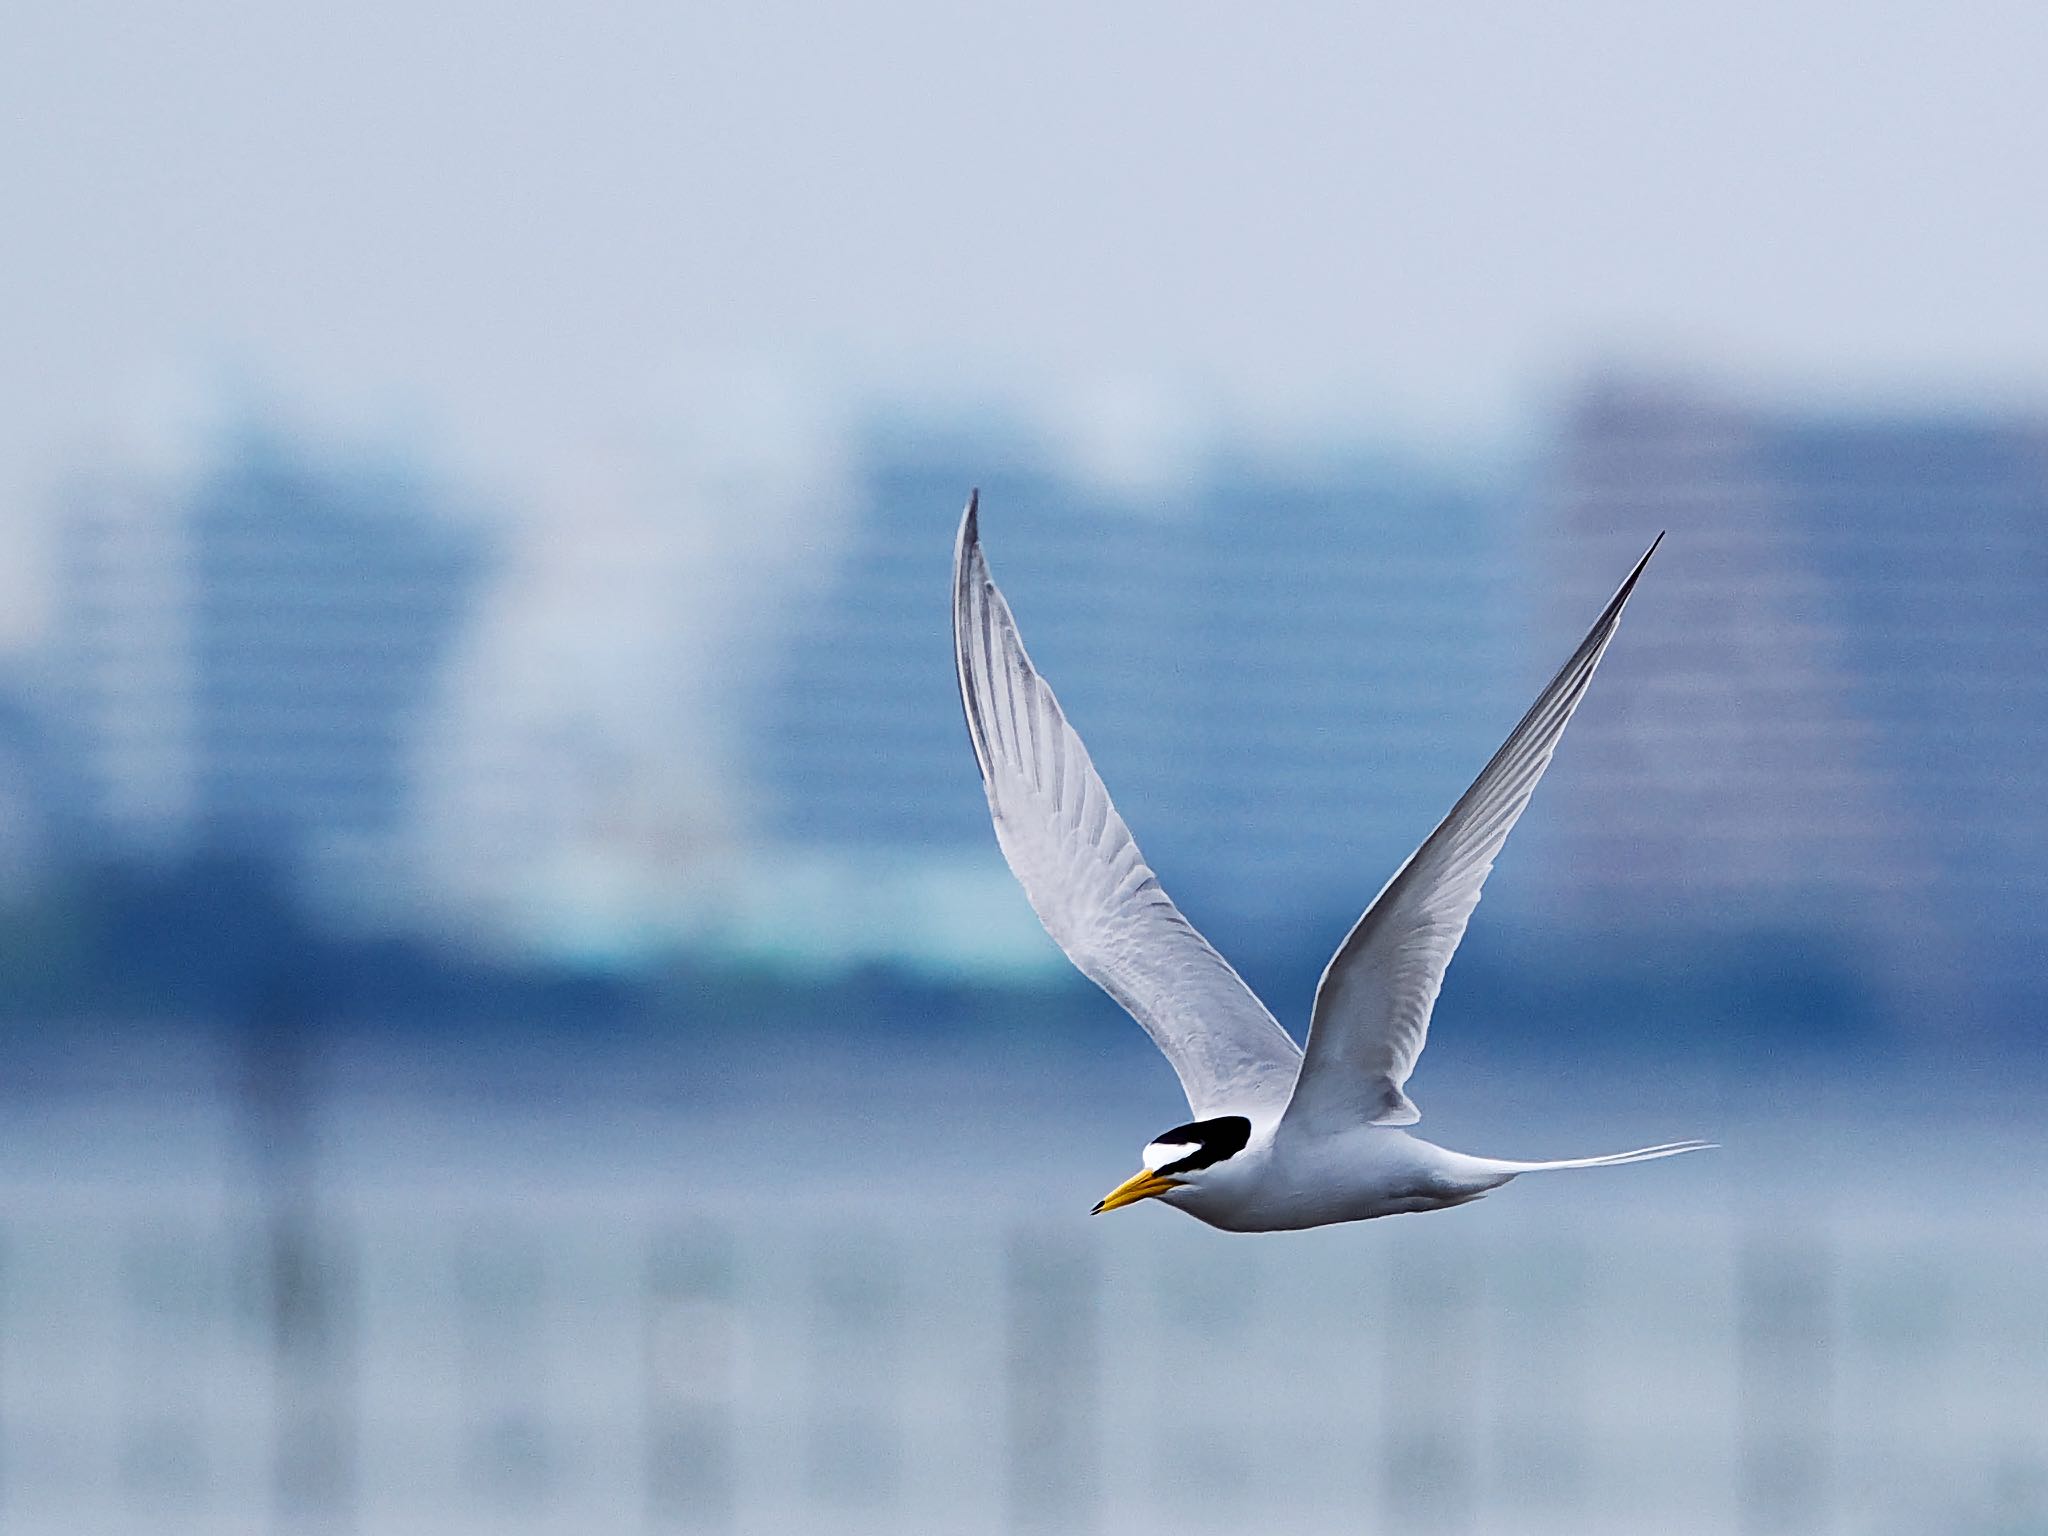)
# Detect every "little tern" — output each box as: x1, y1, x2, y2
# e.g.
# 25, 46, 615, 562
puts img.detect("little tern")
952, 494, 1710, 1232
